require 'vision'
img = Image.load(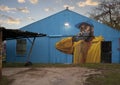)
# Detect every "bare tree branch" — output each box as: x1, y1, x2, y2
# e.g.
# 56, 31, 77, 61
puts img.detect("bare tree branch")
89, 0, 120, 30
